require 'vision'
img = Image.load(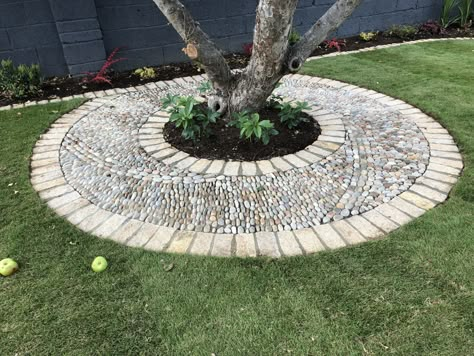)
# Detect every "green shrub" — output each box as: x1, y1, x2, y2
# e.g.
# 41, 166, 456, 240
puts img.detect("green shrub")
161, 94, 219, 141
359, 31, 378, 41
441, 0, 461, 28
134, 67, 156, 79
266, 93, 283, 109
230, 111, 278, 145
385, 25, 418, 39
458, 0, 473, 28
277, 101, 311, 129
288, 28, 301, 45
197, 80, 212, 94
0, 59, 42, 99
